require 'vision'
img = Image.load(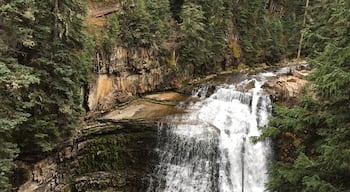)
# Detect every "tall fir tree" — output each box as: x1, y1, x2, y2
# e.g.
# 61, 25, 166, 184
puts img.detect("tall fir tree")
119, 0, 153, 47
178, 2, 207, 74
234, 0, 305, 65
0, 0, 39, 190
0, 0, 92, 189
16, 0, 92, 157
260, 0, 350, 191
